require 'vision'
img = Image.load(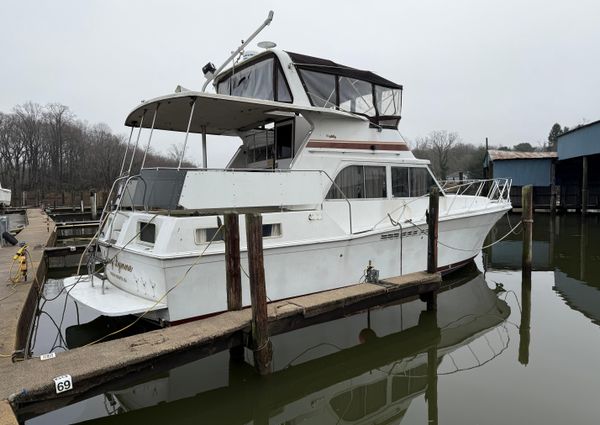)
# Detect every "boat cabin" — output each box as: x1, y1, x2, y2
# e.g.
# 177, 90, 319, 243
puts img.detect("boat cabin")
119, 49, 426, 215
